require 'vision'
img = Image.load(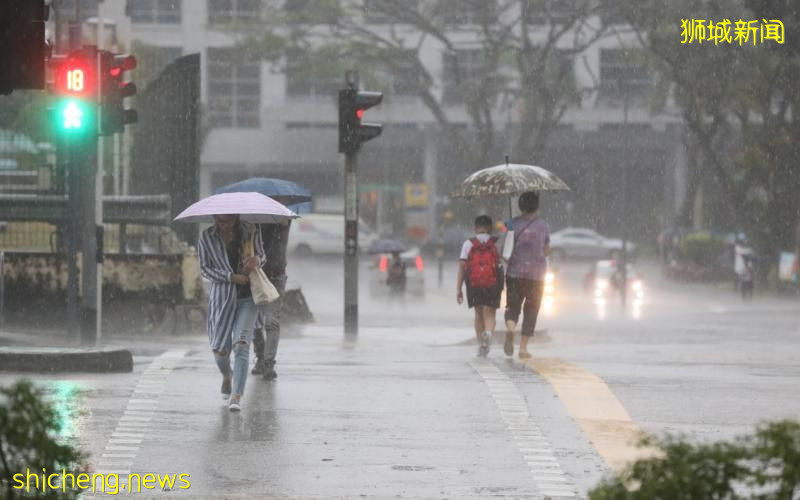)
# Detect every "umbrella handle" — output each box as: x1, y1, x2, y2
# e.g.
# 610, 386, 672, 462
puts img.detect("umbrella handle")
506, 155, 513, 221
